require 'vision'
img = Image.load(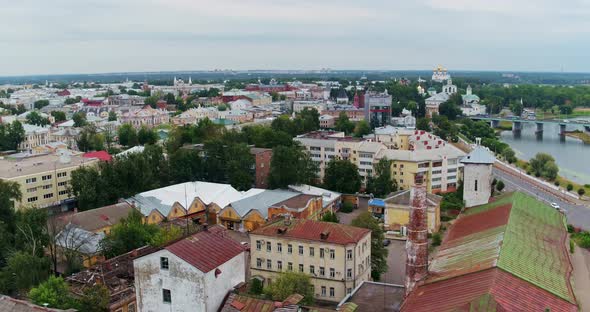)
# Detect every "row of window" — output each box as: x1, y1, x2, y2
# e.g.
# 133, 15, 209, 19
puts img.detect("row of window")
256, 258, 355, 279
257, 241, 346, 260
